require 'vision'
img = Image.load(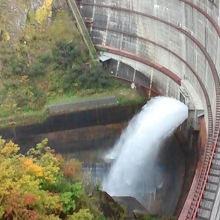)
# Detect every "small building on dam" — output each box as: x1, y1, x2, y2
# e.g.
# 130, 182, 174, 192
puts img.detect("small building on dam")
72, 0, 220, 219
